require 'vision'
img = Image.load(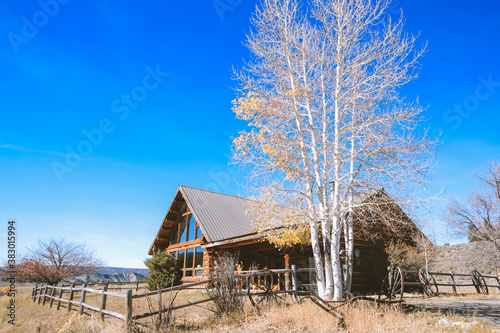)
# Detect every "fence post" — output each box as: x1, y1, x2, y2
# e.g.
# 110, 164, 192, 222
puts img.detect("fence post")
157, 287, 162, 323
38, 286, 44, 304
291, 265, 297, 302
68, 284, 75, 312
42, 286, 48, 306
125, 289, 133, 331
388, 268, 393, 292
136, 281, 139, 292
49, 286, 56, 308
285, 270, 290, 291
57, 286, 64, 310
79, 284, 86, 315
100, 285, 107, 320
449, 272, 457, 294
32, 285, 38, 302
